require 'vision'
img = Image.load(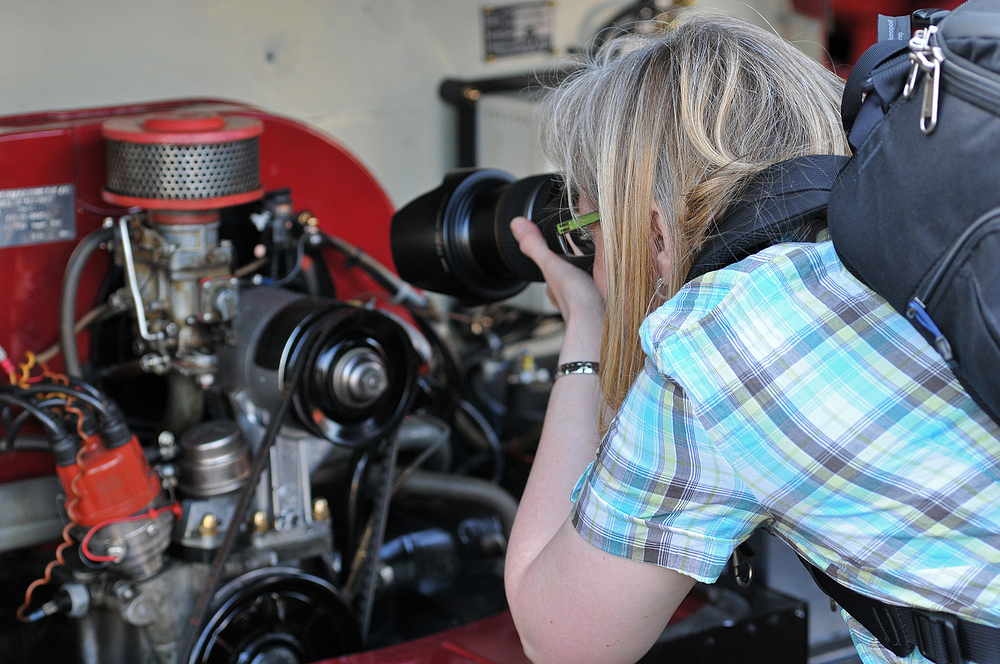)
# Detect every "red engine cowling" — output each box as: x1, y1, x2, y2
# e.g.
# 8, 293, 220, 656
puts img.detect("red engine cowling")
0, 99, 396, 385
